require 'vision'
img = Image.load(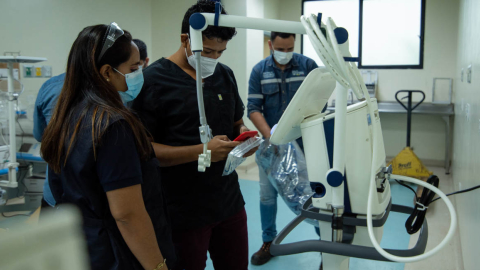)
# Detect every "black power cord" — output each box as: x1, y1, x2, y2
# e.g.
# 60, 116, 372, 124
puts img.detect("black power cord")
396, 175, 480, 205
430, 184, 480, 203
395, 175, 480, 235
401, 175, 439, 235
1, 197, 32, 218
1, 211, 31, 218
395, 179, 417, 197
16, 164, 30, 198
